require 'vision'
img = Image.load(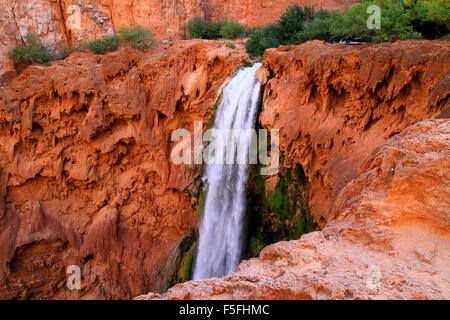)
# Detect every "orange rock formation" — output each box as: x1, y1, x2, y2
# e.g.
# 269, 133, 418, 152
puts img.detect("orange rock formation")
0, 39, 248, 299
259, 40, 450, 226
